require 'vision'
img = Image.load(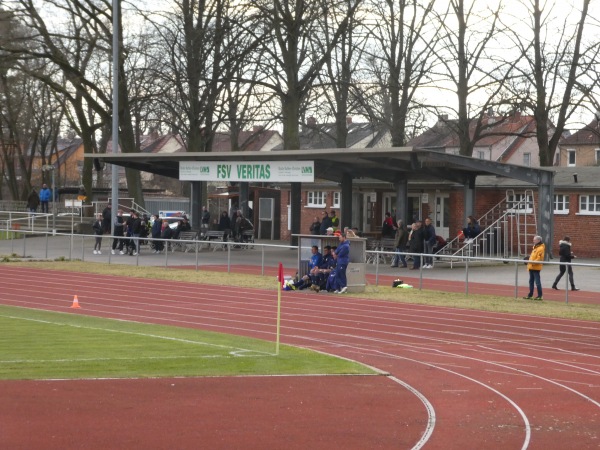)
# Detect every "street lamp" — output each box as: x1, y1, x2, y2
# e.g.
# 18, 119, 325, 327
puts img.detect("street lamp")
41, 164, 56, 234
